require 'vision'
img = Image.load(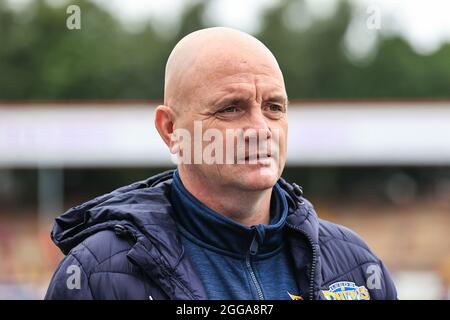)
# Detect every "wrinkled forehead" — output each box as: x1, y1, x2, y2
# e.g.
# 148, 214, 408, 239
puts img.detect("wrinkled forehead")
197, 48, 284, 83
185, 47, 286, 103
